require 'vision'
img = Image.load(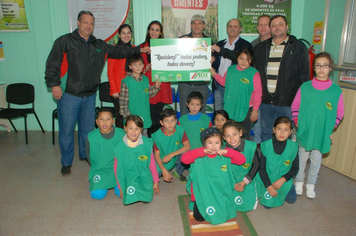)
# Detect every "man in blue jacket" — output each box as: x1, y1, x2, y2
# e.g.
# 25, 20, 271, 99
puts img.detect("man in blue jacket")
211, 19, 252, 111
